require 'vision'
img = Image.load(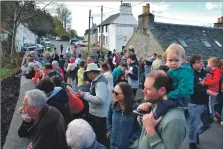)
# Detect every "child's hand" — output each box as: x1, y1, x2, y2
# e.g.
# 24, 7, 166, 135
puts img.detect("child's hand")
163, 95, 168, 100
200, 80, 204, 85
